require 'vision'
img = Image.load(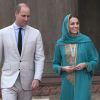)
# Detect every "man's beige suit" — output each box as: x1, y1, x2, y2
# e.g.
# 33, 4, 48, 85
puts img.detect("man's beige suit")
0, 24, 45, 90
